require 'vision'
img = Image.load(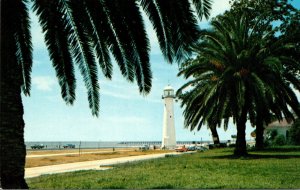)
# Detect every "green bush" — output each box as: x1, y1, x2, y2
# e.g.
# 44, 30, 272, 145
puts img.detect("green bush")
273, 135, 286, 146
288, 119, 300, 145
